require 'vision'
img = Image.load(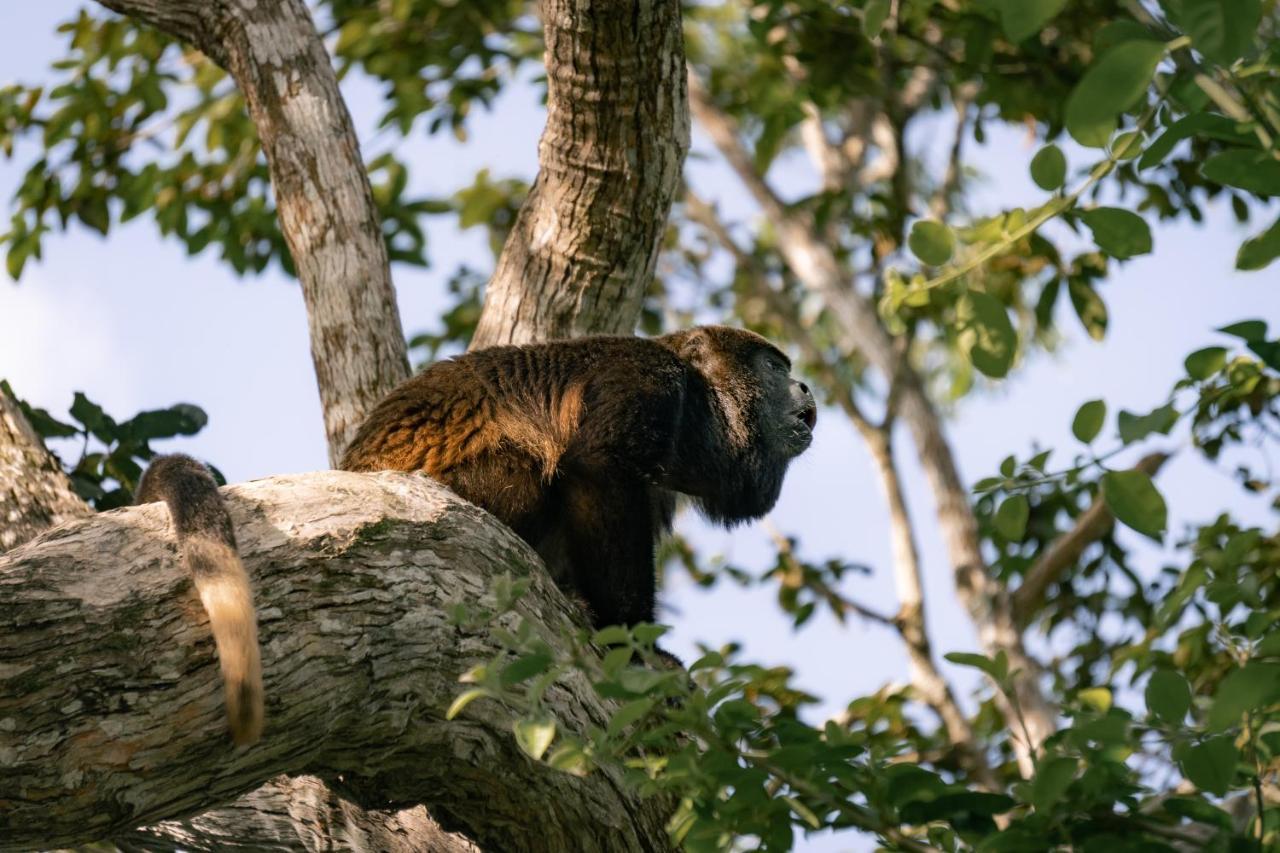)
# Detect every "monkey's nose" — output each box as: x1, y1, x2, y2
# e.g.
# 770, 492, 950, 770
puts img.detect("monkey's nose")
798, 381, 809, 395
